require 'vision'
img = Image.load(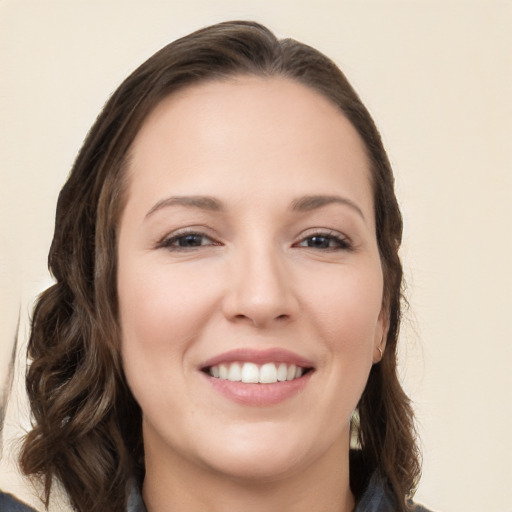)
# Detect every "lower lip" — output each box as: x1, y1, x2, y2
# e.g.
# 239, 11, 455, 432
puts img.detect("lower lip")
201, 372, 312, 406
